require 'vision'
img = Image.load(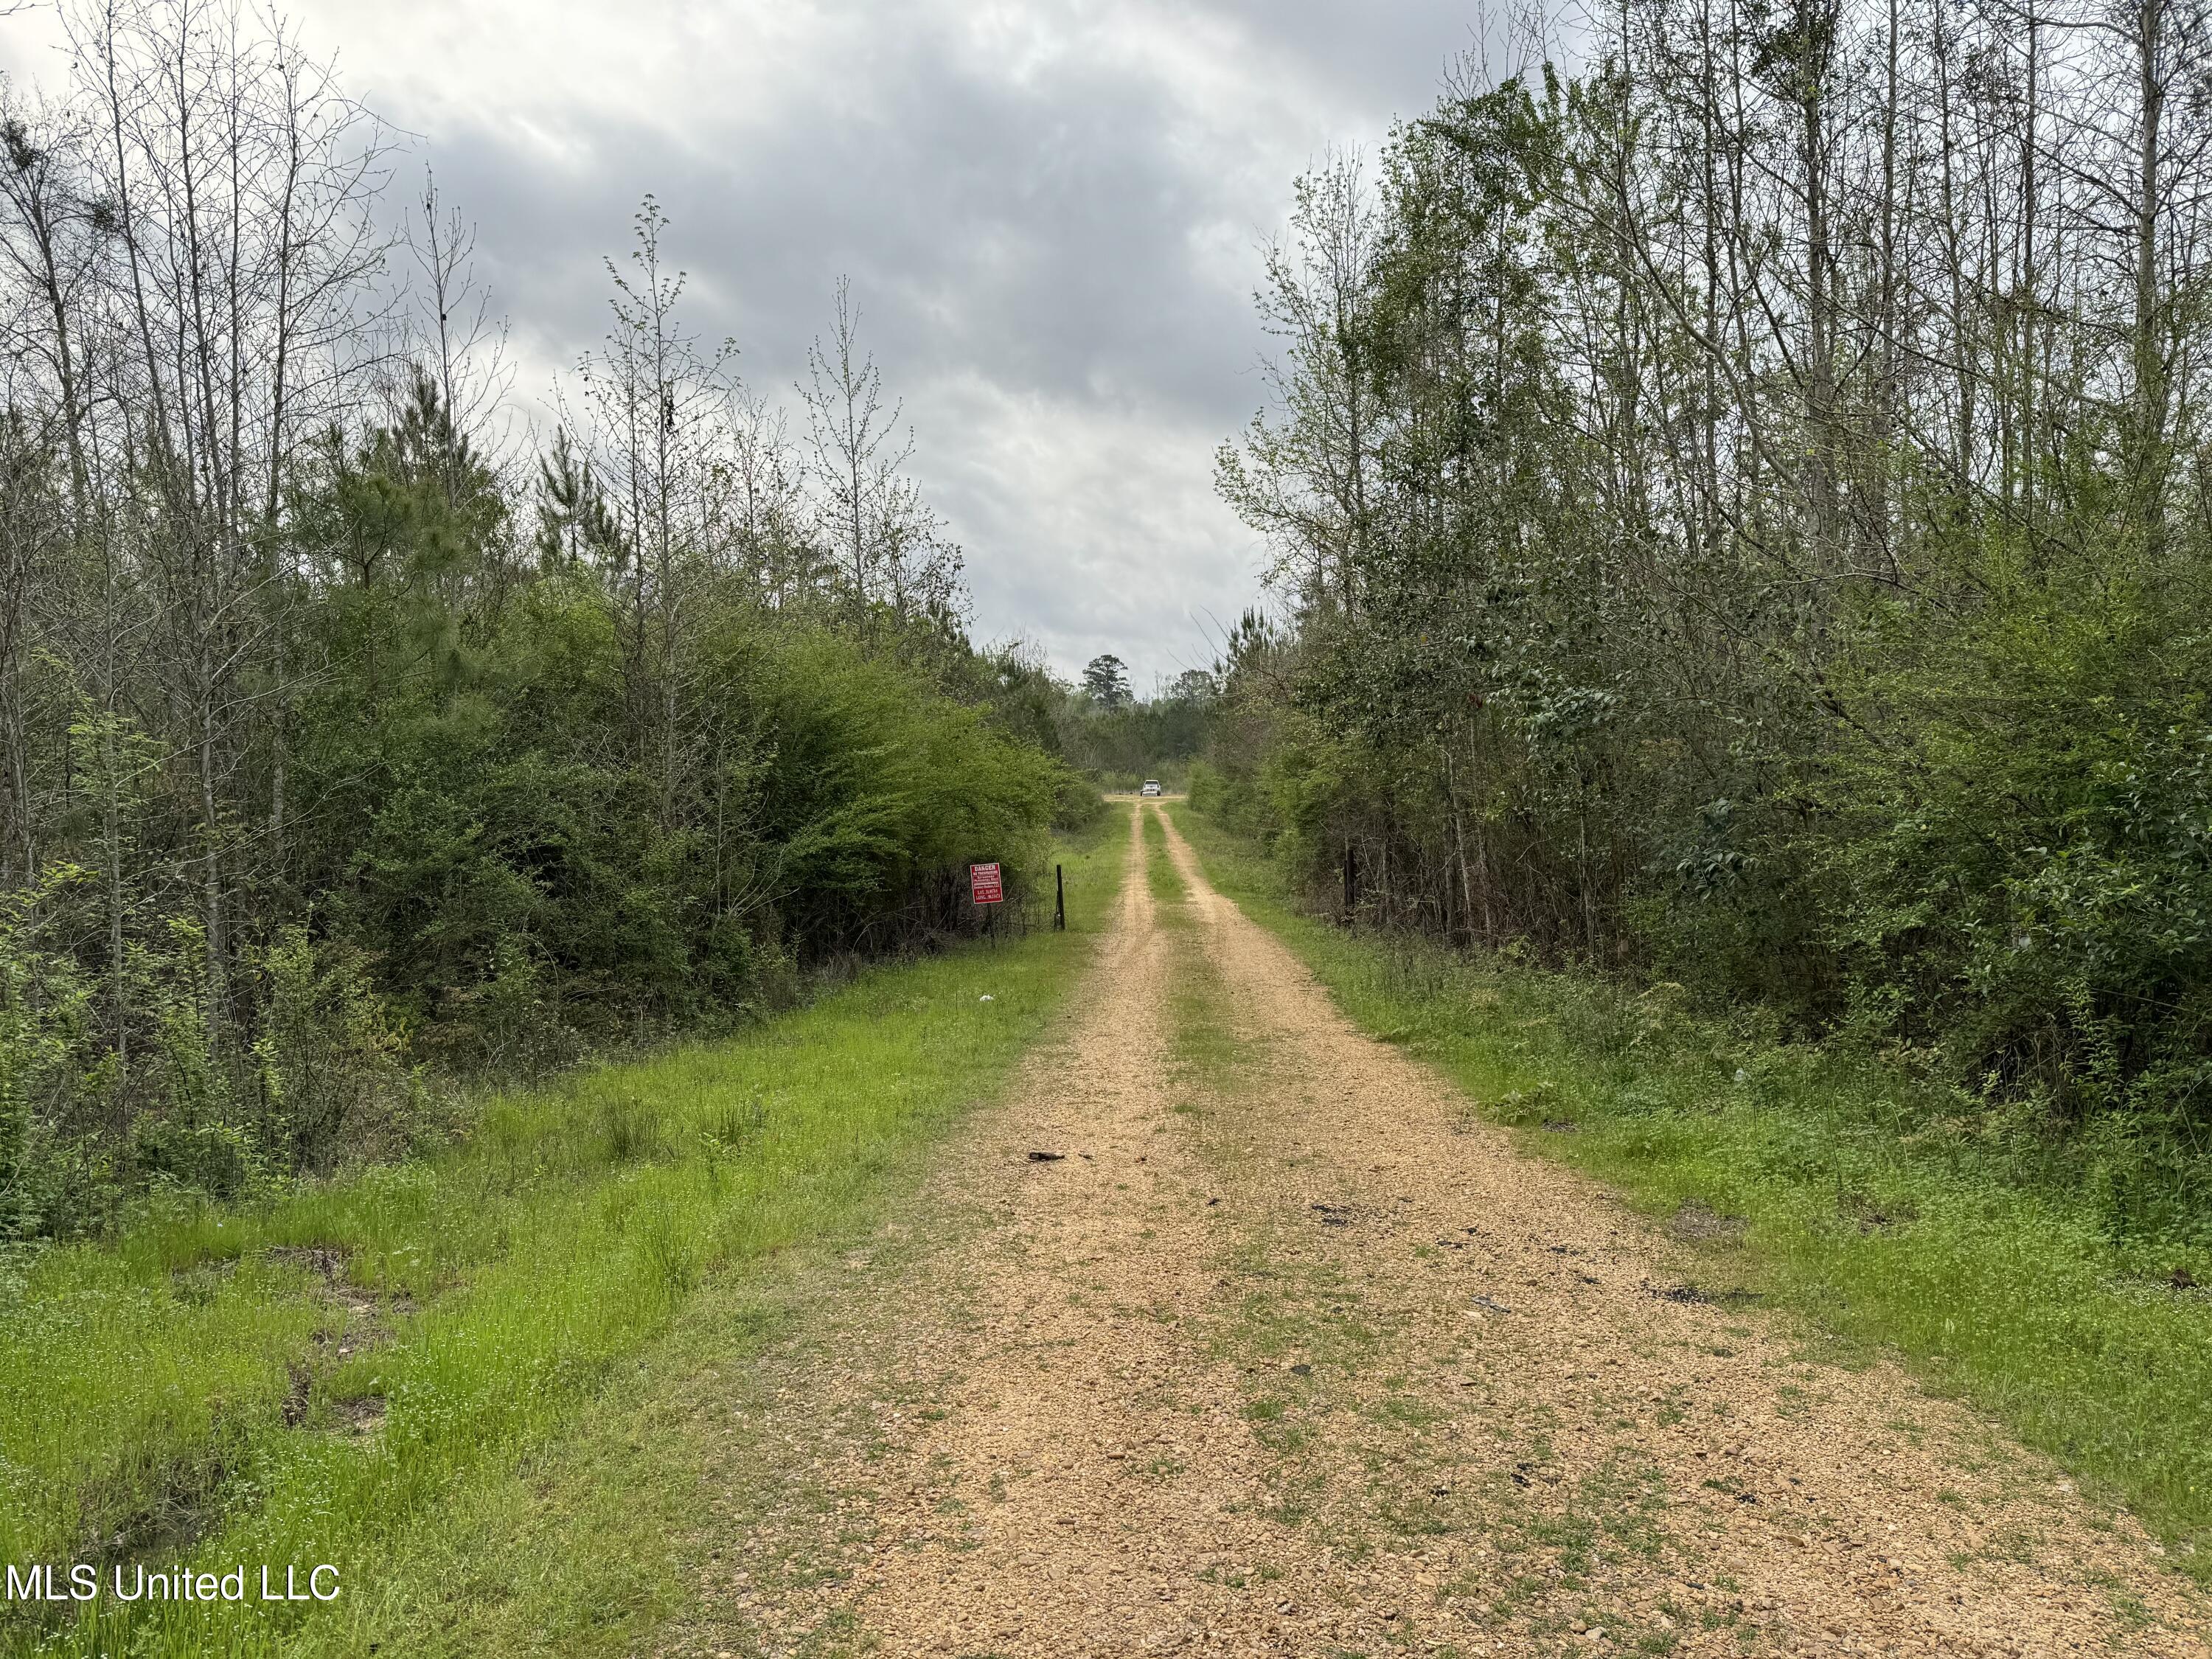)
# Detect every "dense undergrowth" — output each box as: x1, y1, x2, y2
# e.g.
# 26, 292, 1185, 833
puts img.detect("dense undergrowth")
0, 818, 1121, 1657
0, 2, 1113, 1247
1174, 804, 2212, 1580
1202, 15, 2212, 1168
